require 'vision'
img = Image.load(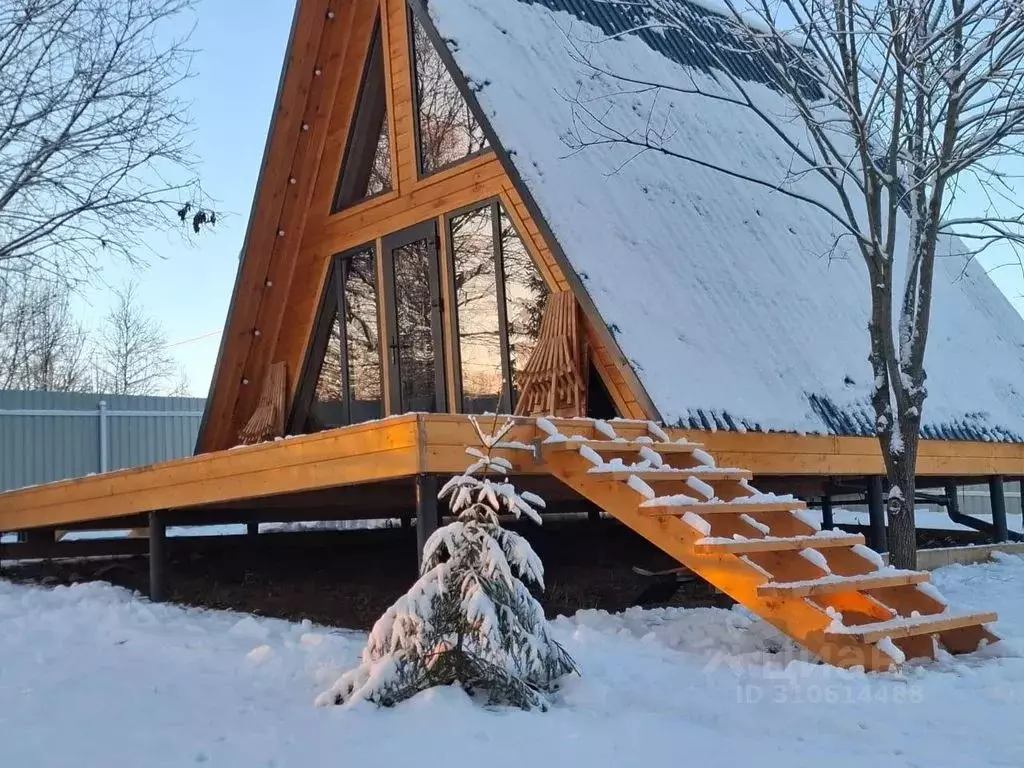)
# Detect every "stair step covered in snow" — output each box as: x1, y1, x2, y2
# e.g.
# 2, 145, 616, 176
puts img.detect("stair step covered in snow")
639, 498, 808, 516
591, 467, 752, 482
757, 570, 930, 597
693, 532, 865, 554
825, 611, 1000, 643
